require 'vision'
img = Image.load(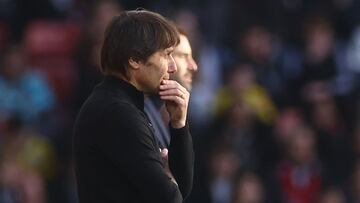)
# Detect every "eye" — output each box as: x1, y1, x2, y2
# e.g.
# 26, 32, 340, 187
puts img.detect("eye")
166, 52, 173, 58
178, 53, 188, 58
